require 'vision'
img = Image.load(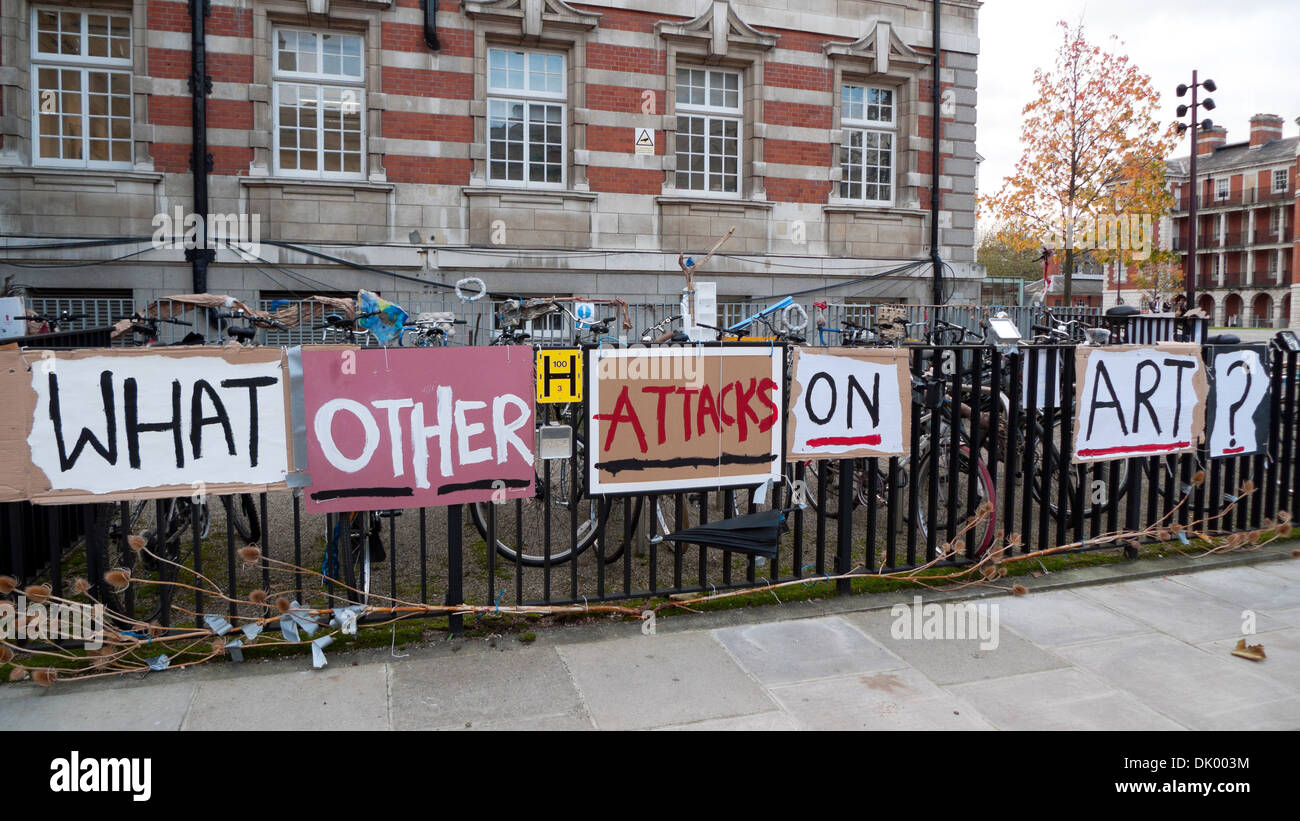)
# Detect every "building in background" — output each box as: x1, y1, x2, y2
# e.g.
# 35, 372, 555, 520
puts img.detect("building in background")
0, 0, 982, 327
1103, 114, 1298, 328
